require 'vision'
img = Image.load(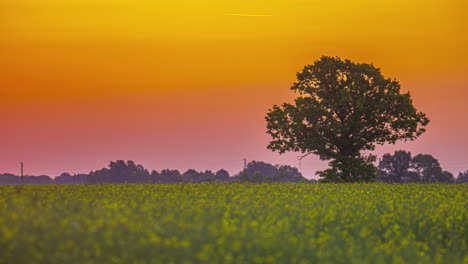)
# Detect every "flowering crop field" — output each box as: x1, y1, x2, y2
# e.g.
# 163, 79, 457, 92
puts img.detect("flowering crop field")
0, 183, 467, 264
